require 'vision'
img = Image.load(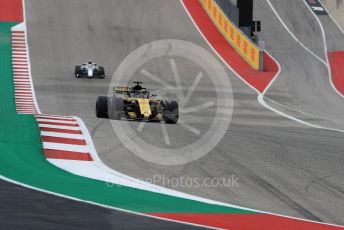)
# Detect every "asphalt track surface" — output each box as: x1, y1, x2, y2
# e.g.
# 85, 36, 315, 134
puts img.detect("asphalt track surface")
26, 0, 344, 226
0, 180, 199, 230
263, 0, 344, 129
